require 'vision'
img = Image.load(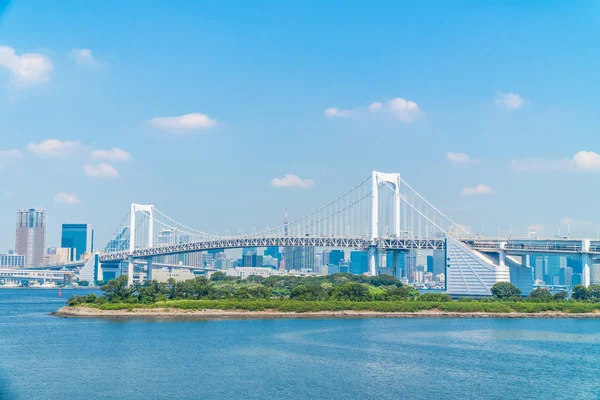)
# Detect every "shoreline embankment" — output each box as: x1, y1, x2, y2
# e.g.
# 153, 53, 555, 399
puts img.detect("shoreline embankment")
52, 306, 600, 320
